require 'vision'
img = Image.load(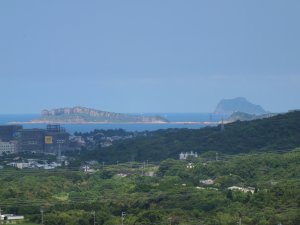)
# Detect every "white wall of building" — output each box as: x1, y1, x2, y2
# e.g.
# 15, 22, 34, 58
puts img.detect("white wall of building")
0, 141, 17, 155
